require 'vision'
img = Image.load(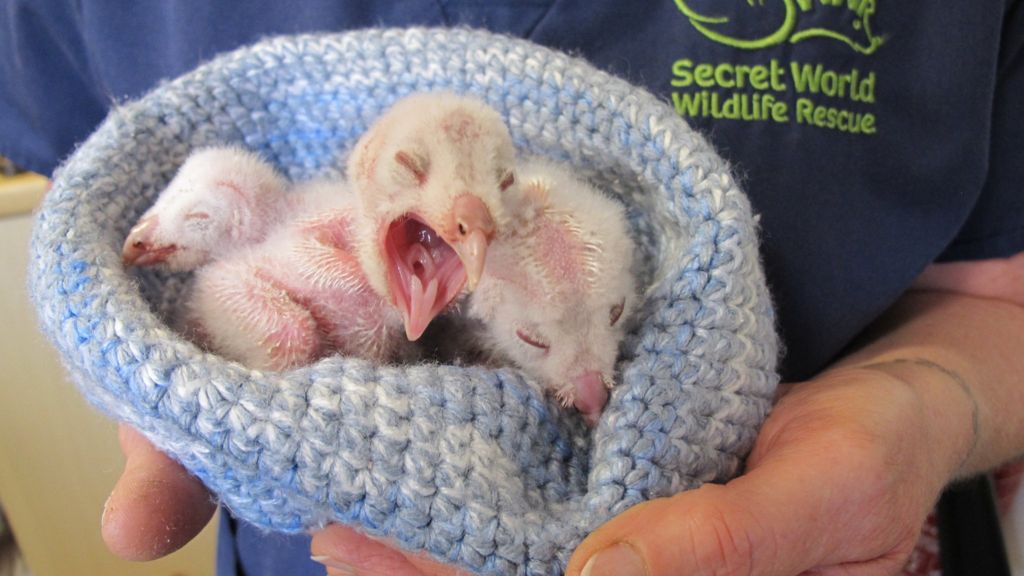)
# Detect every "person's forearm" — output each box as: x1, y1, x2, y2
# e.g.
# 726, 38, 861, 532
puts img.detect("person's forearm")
832, 289, 1024, 479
